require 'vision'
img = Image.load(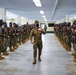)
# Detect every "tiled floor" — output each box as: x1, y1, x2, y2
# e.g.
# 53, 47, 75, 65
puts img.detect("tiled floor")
0, 33, 76, 75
